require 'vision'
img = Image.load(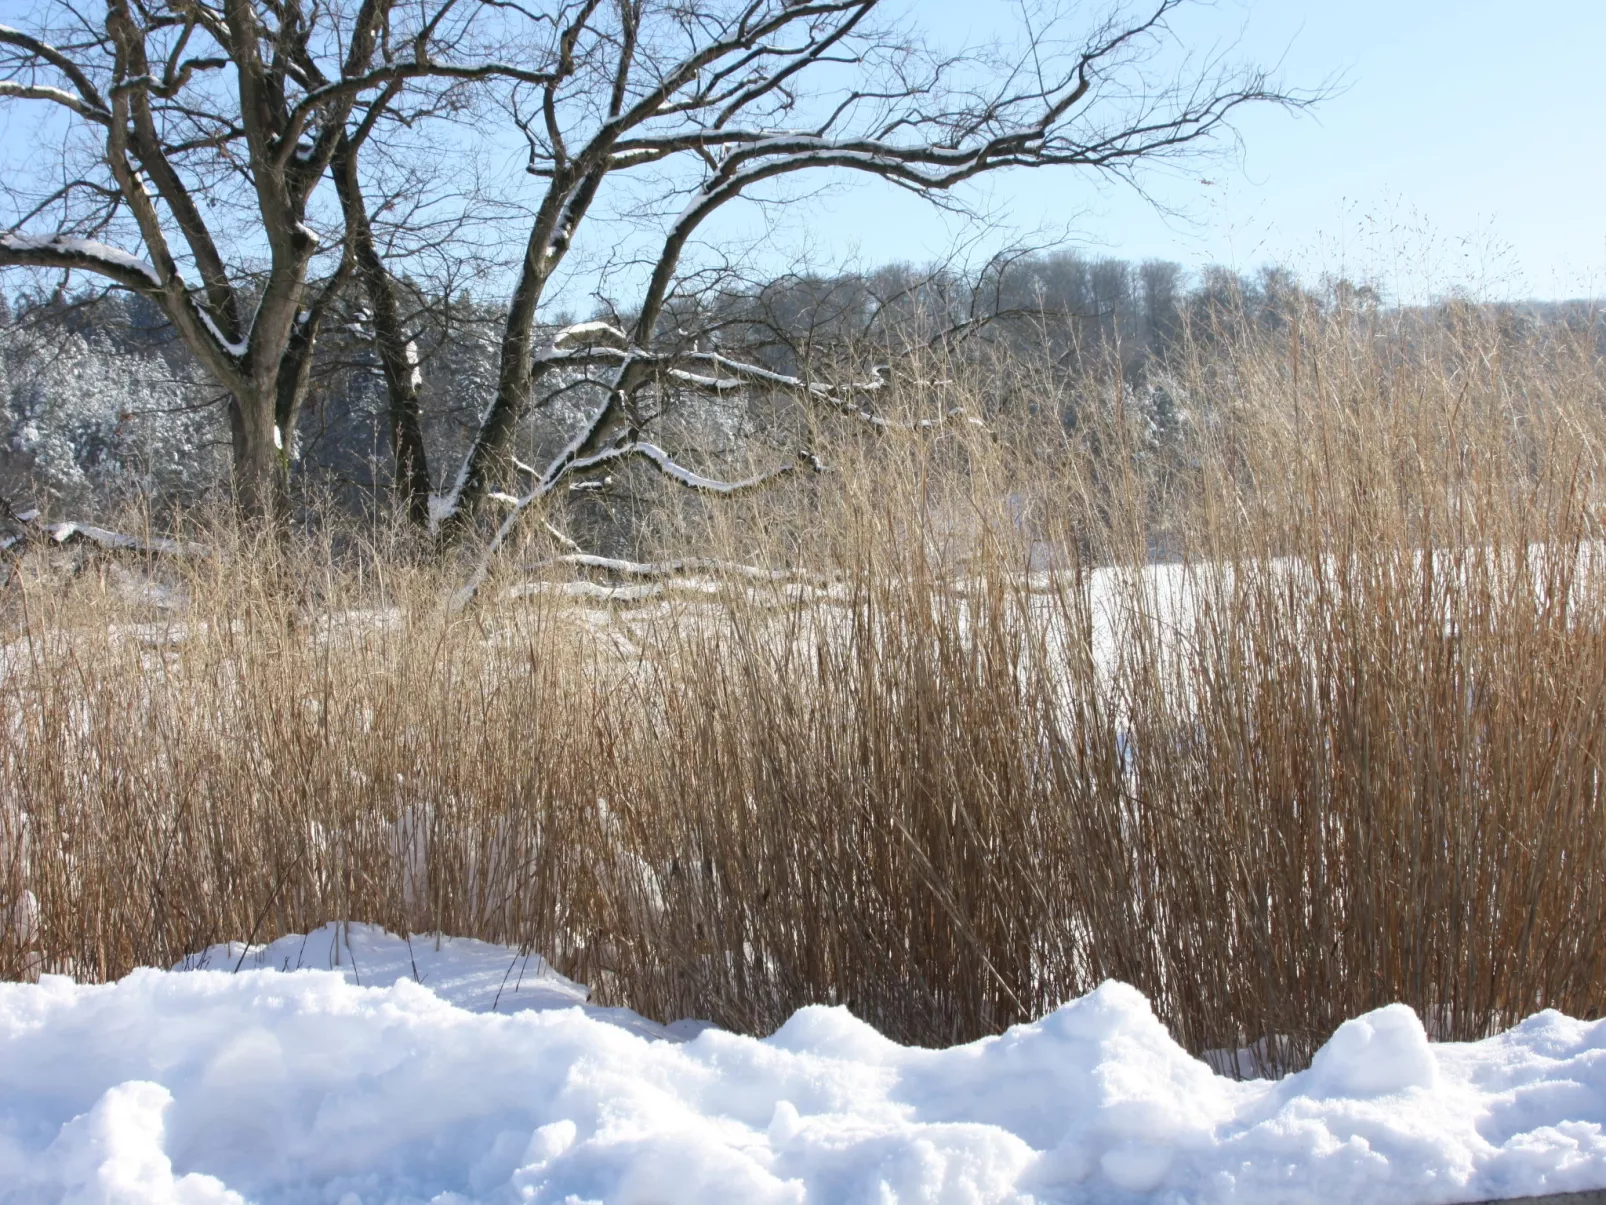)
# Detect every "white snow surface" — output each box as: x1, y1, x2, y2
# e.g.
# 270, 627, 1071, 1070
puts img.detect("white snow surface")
2, 925, 1605, 1205
170, 923, 696, 1042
